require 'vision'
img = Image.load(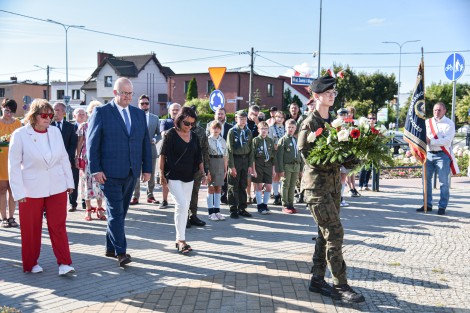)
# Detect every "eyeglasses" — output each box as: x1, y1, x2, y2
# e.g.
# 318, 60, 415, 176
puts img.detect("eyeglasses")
182, 120, 196, 127
3, 109, 14, 114
140, 102, 150, 105
368, 117, 377, 120
118, 91, 134, 97
38, 113, 54, 119
323, 91, 338, 97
